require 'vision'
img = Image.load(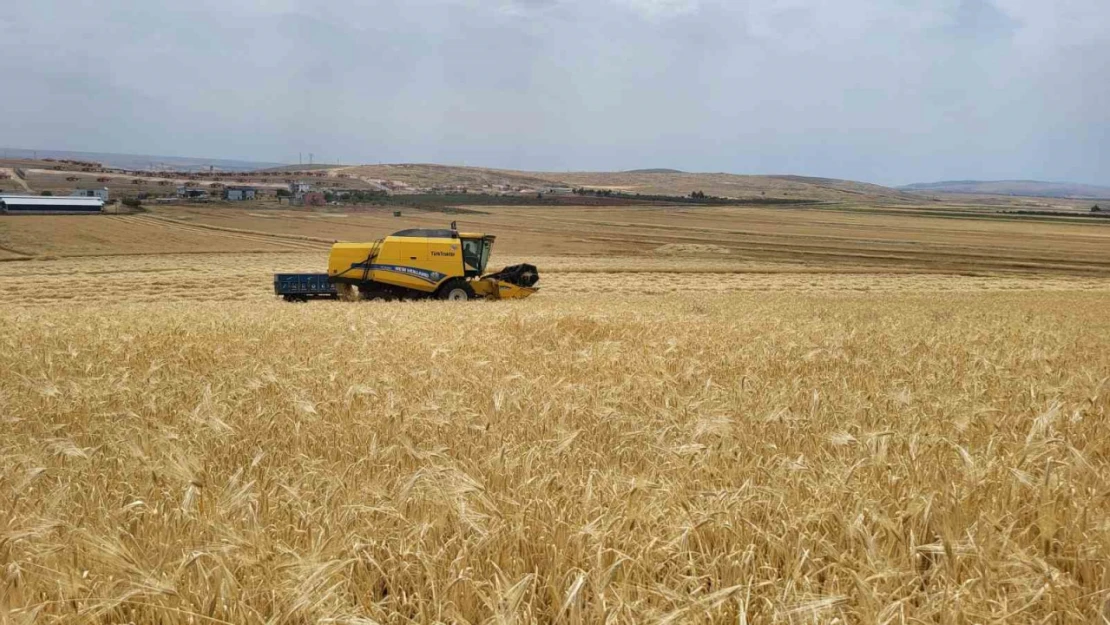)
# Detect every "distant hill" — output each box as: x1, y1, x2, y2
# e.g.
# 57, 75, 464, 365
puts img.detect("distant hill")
0, 148, 931, 203
339, 164, 920, 203
901, 180, 1110, 199
342, 164, 560, 191
0, 147, 284, 172
260, 164, 345, 173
